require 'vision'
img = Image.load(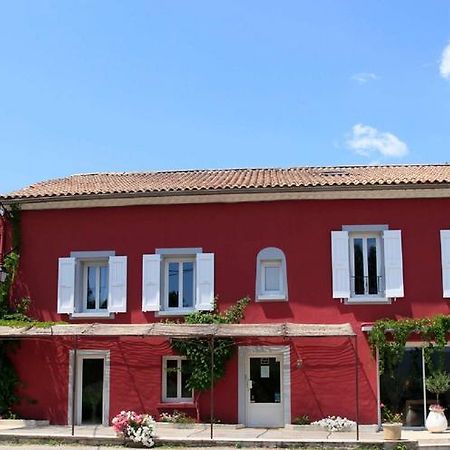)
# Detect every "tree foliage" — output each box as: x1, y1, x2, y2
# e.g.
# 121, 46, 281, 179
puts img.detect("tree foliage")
0, 204, 27, 417
170, 297, 250, 391
426, 371, 450, 403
